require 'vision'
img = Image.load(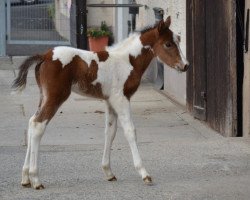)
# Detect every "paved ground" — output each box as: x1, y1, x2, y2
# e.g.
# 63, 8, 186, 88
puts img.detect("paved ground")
0, 61, 250, 199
